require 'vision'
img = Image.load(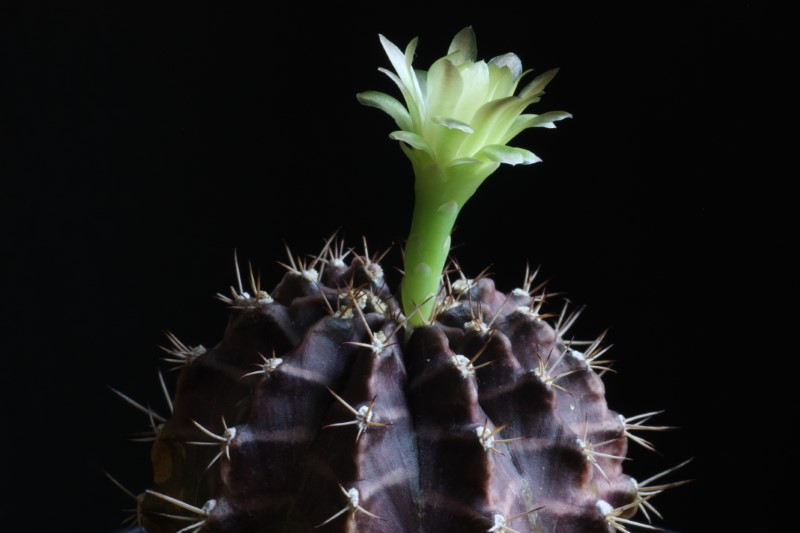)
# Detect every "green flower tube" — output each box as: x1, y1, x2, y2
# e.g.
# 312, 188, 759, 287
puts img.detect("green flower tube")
358, 27, 570, 326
